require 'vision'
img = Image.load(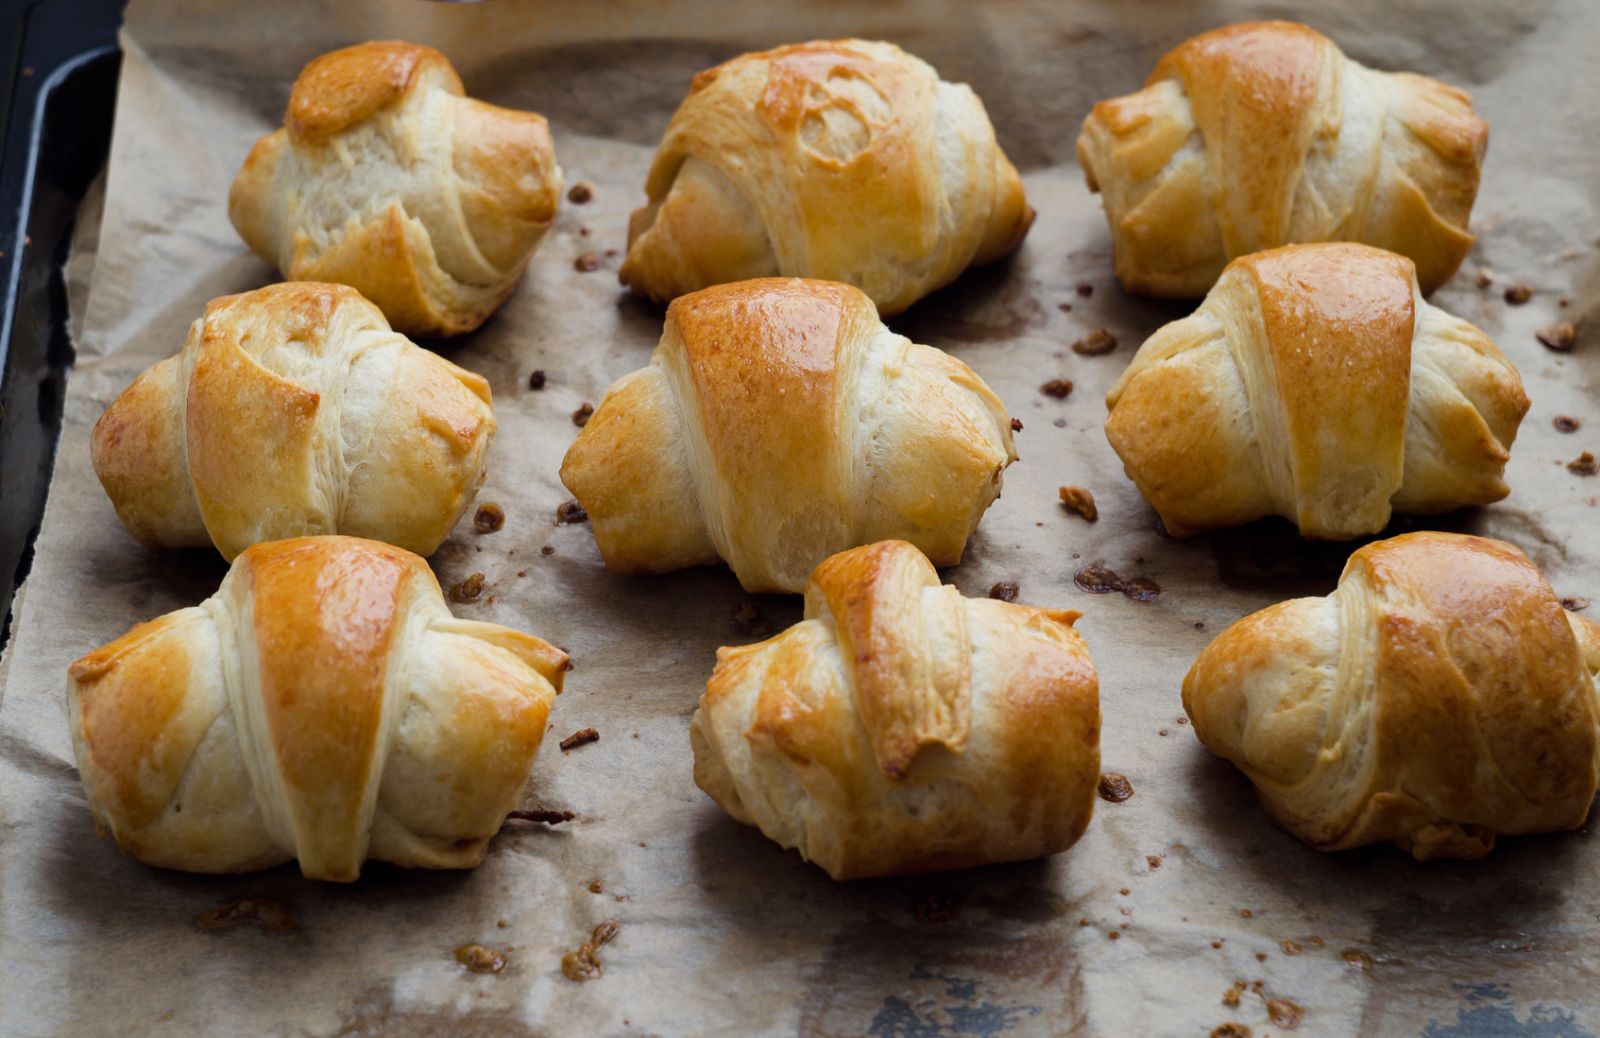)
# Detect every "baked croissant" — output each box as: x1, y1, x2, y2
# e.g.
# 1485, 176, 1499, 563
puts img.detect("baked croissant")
619, 39, 1033, 317
1077, 20, 1487, 297
1184, 532, 1600, 860
67, 536, 568, 881
691, 540, 1100, 879
559, 277, 1017, 593
1104, 243, 1527, 539
91, 282, 495, 561
229, 40, 562, 337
